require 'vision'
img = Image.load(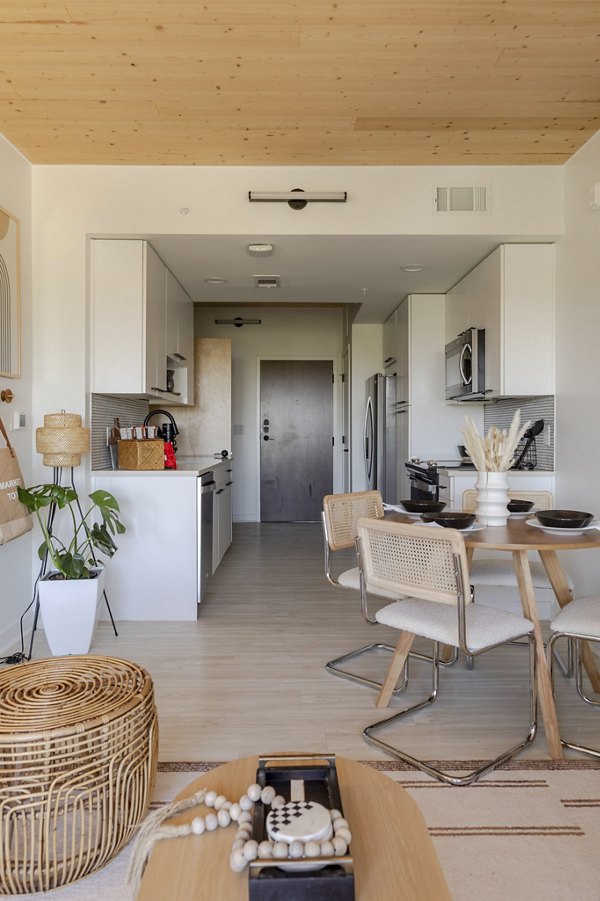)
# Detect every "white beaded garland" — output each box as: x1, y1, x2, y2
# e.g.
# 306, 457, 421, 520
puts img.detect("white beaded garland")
257, 840, 274, 859
261, 785, 276, 805
242, 839, 259, 861
230, 848, 247, 873
332, 836, 348, 856
204, 813, 218, 832
247, 783, 262, 802
217, 809, 231, 828
191, 817, 205, 836
178, 778, 353, 874
304, 841, 321, 858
